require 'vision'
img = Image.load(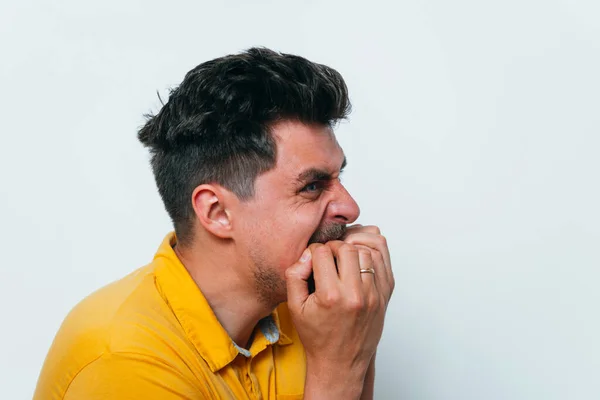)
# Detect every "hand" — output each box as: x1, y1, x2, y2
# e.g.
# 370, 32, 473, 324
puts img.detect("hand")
285, 240, 389, 398
342, 225, 394, 400
342, 224, 395, 308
